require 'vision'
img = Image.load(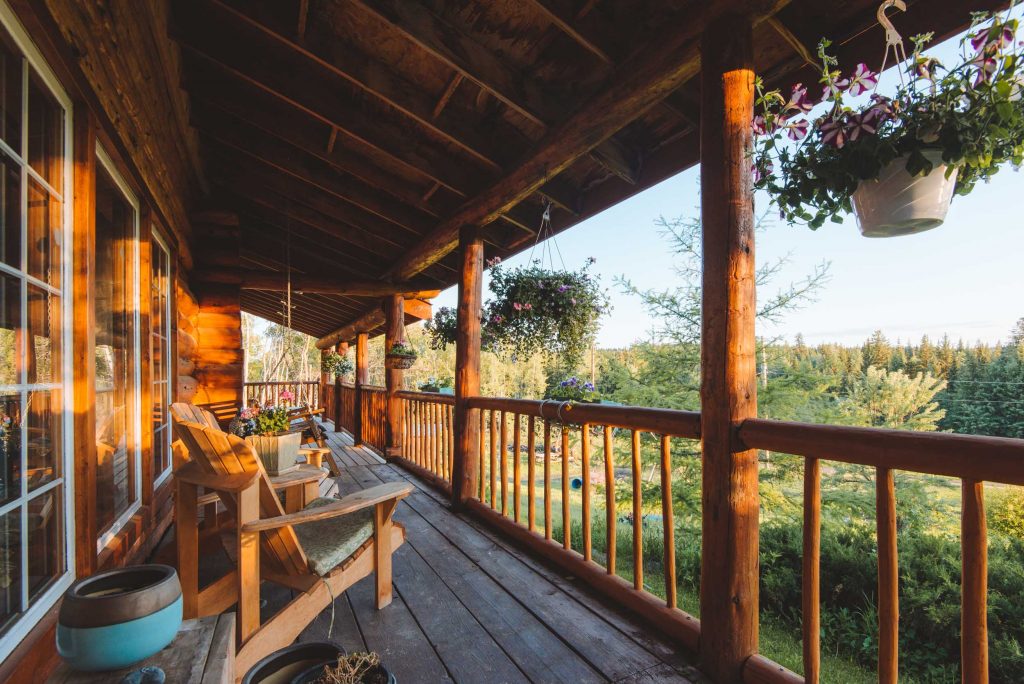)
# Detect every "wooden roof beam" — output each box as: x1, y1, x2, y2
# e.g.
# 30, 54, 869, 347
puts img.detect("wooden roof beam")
316, 299, 434, 349
349, 0, 642, 185
194, 267, 440, 297
385, 0, 789, 281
